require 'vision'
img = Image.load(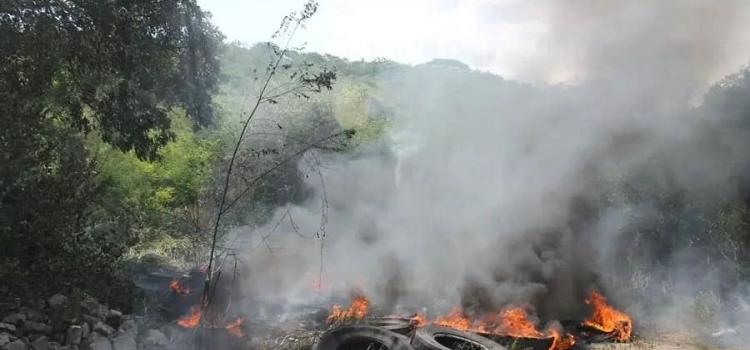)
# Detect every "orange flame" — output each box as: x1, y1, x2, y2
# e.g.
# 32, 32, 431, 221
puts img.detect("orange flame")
548, 328, 576, 350
225, 317, 245, 338
493, 307, 543, 338
428, 306, 574, 350
169, 278, 192, 295
434, 306, 472, 331
326, 295, 369, 323
582, 290, 632, 342
410, 312, 428, 327
177, 306, 202, 328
